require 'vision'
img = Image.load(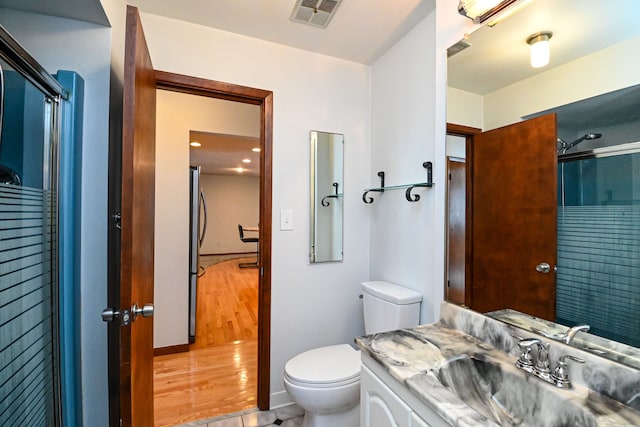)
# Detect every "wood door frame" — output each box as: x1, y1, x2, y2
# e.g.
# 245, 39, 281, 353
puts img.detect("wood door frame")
154, 70, 273, 410
446, 123, 481, 307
